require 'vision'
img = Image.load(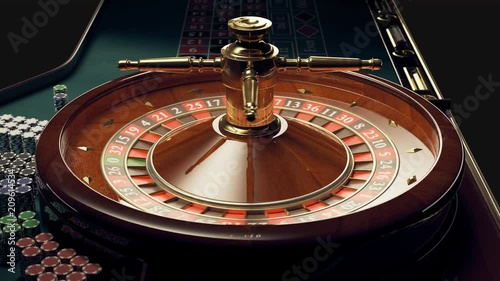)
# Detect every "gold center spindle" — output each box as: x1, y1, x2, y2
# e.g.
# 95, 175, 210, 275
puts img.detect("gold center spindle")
220, 16, 279, 131
116, 16, 383, 136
